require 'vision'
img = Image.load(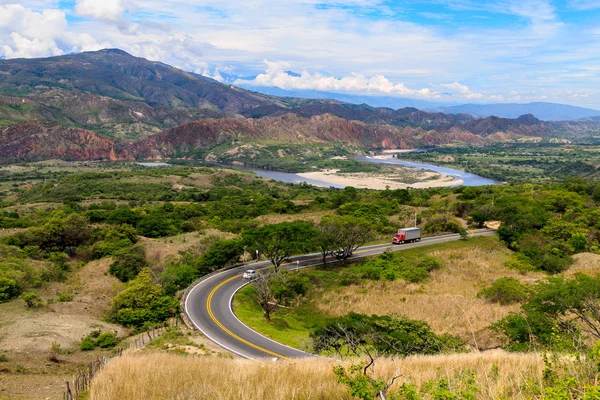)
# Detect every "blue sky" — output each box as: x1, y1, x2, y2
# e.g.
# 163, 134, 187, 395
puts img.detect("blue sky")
1, 0, 600, 108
